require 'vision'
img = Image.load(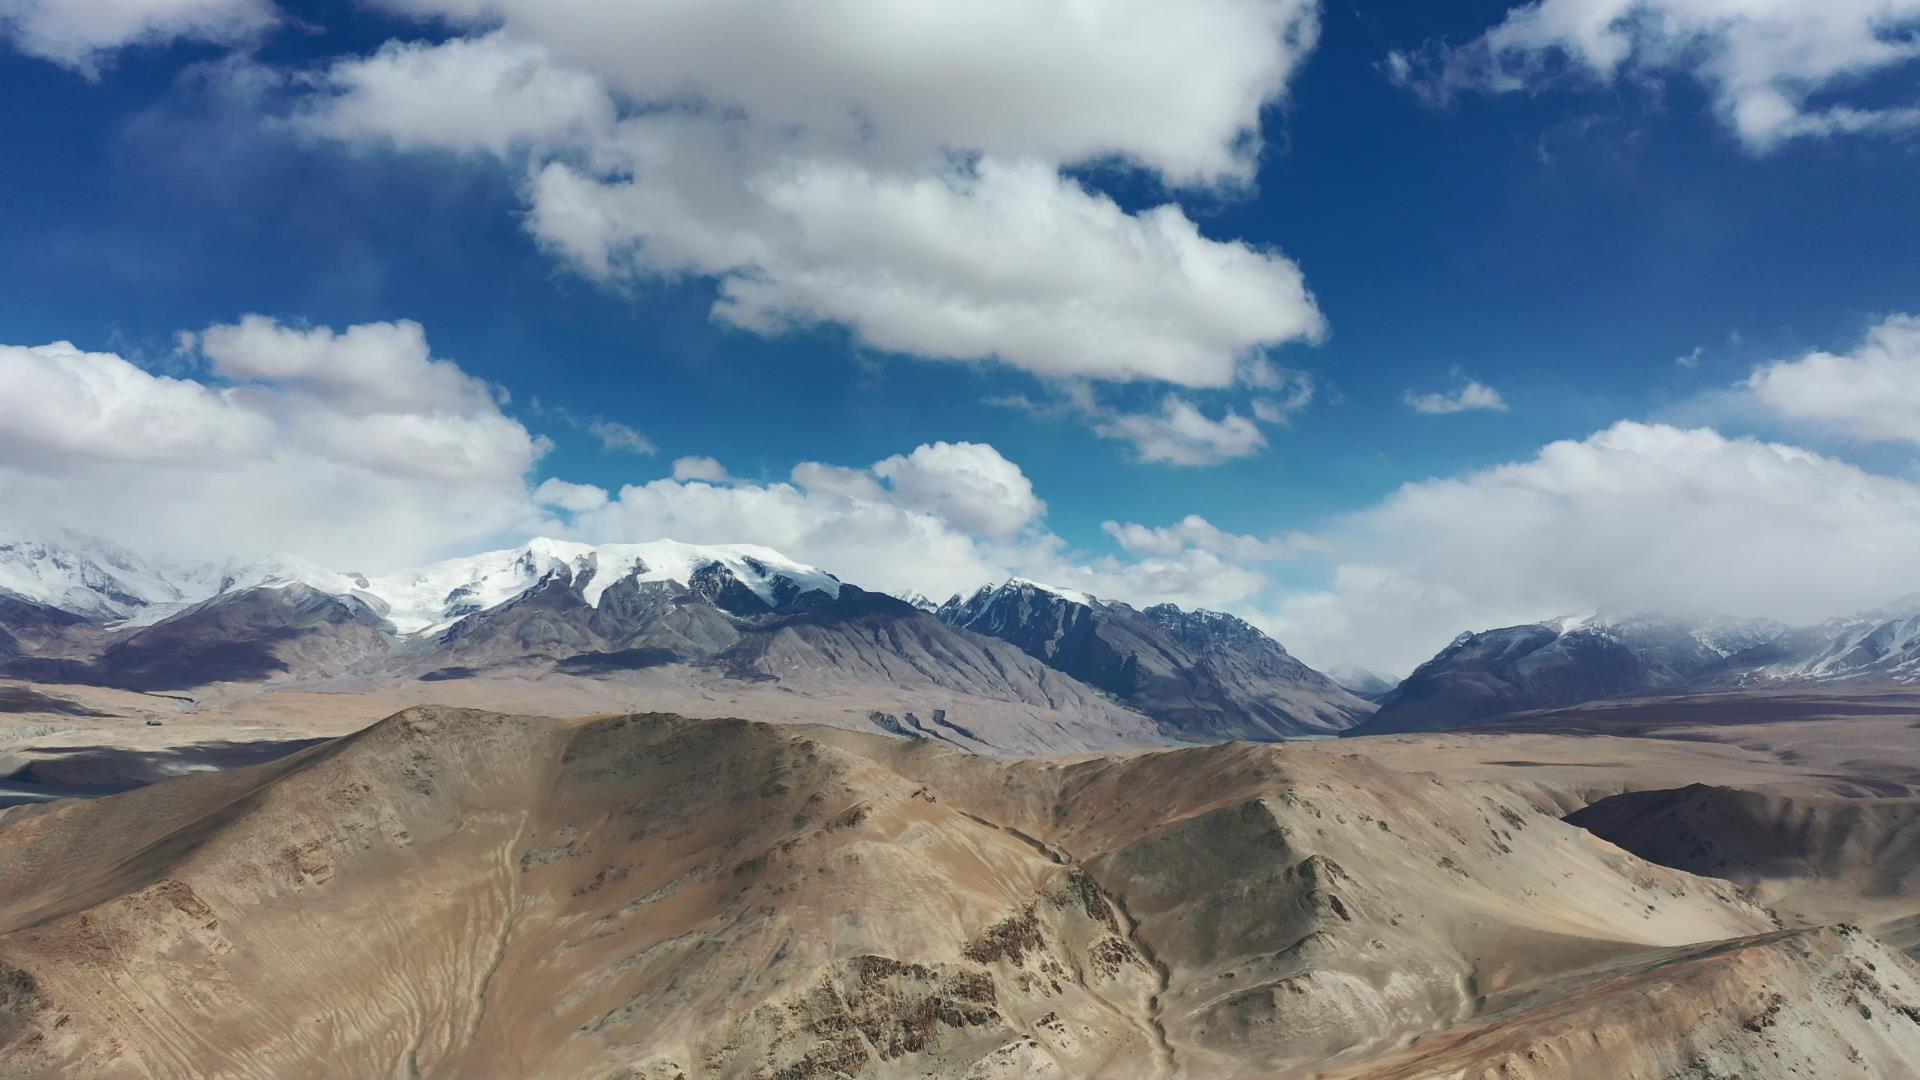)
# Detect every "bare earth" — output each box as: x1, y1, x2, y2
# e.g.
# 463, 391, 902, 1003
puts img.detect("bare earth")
0, 685, 1918, 1077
